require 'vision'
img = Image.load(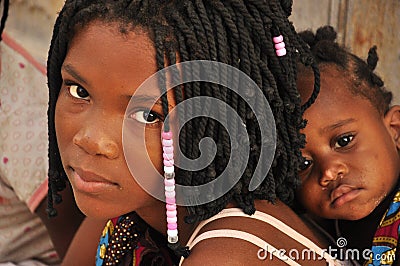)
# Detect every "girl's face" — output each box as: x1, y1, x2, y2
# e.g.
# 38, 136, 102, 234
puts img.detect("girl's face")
55, 22, 168, 219
297, 66, 400, 220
